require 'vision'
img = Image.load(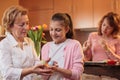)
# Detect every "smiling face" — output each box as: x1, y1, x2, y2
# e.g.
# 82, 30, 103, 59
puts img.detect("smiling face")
49, 20, 69, 44
101, 18, 114, 37
10, 14, 29, 41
